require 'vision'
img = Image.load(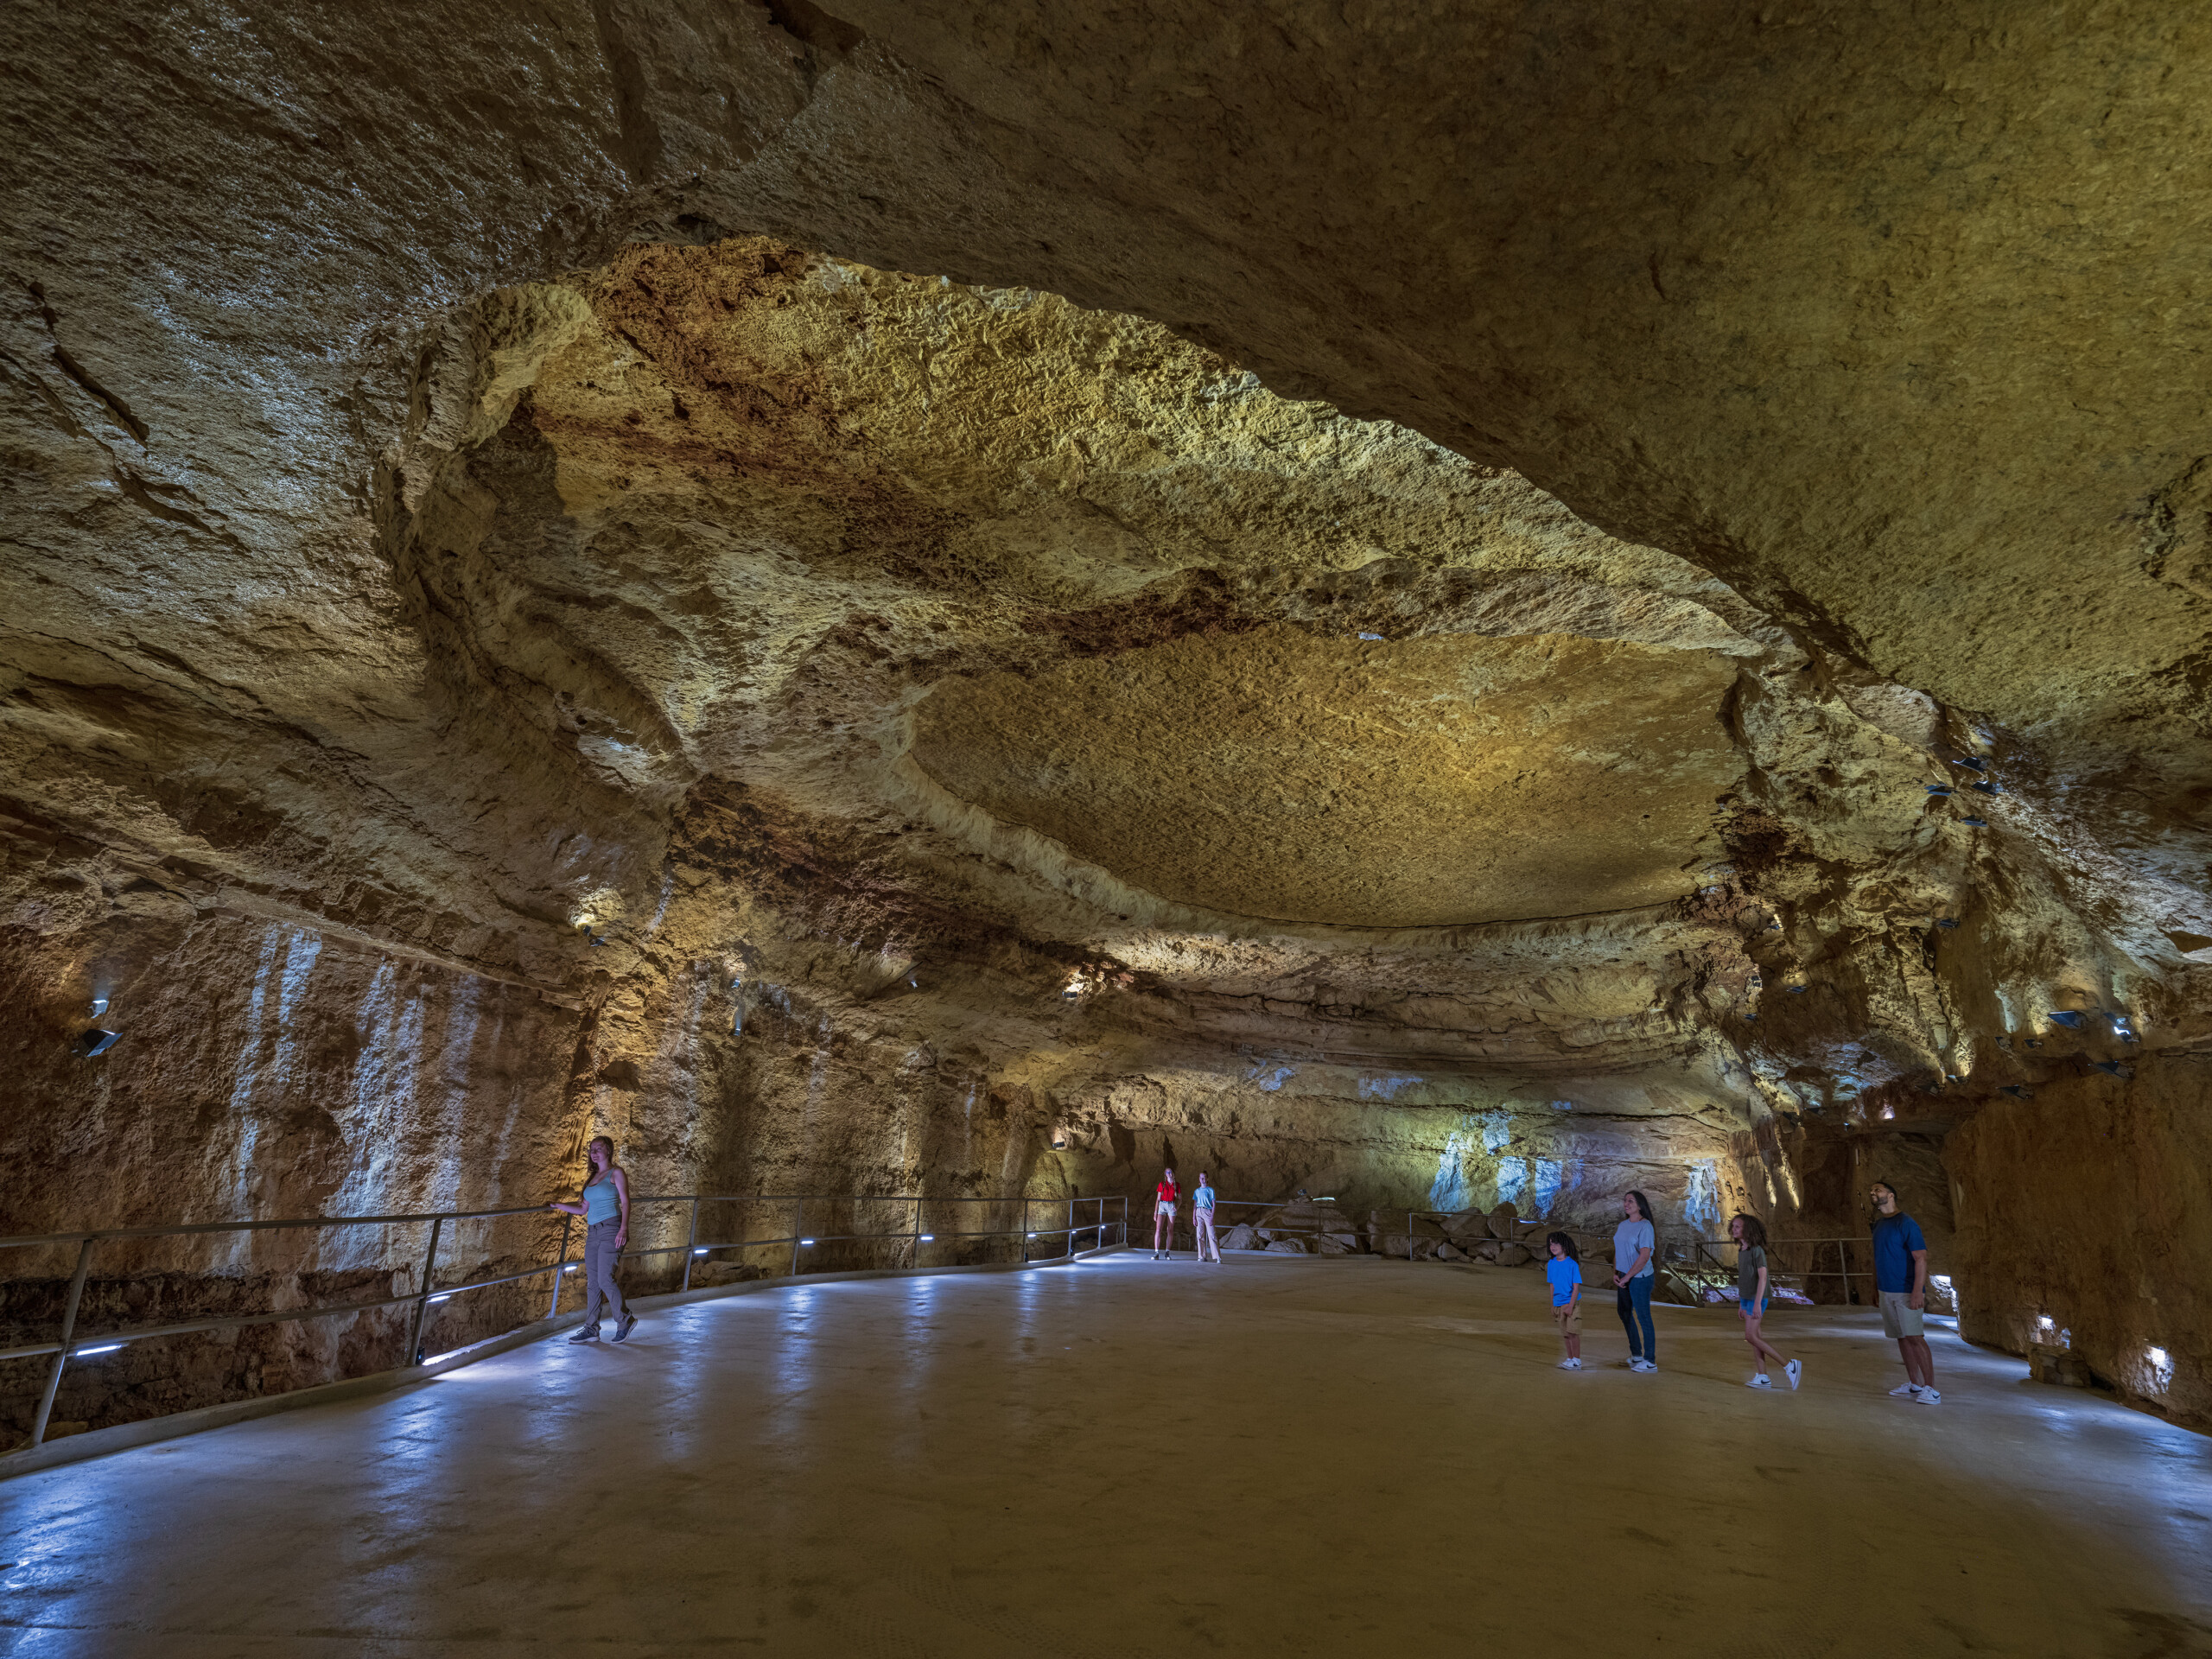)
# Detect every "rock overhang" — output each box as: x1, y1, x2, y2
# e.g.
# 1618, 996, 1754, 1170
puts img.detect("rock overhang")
909, 626, 1744, 928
